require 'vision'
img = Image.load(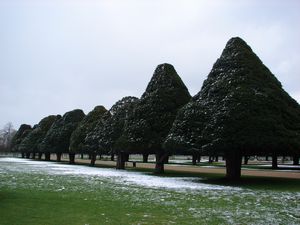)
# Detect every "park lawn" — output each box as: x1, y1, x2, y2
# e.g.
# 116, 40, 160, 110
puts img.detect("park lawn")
0, 188, 170, 225
0, 158, 300, 225
0, 186, 227, 225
